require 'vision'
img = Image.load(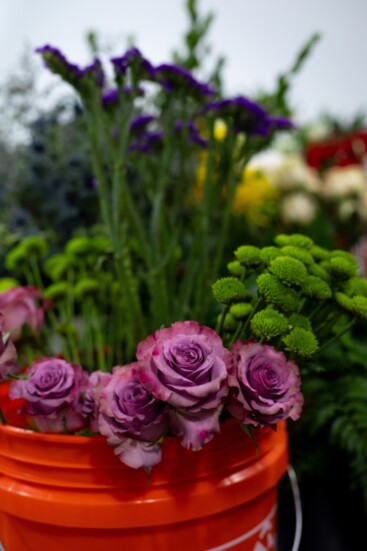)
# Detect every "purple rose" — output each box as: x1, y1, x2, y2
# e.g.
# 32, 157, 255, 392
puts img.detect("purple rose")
0, 286, 45, 341
97, 364, 168, 469
227, 340, 304, 427
9, 357, 89, 432
137, 321, 229, 451
81, 370, 111, 433
0, 316, 18, 381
